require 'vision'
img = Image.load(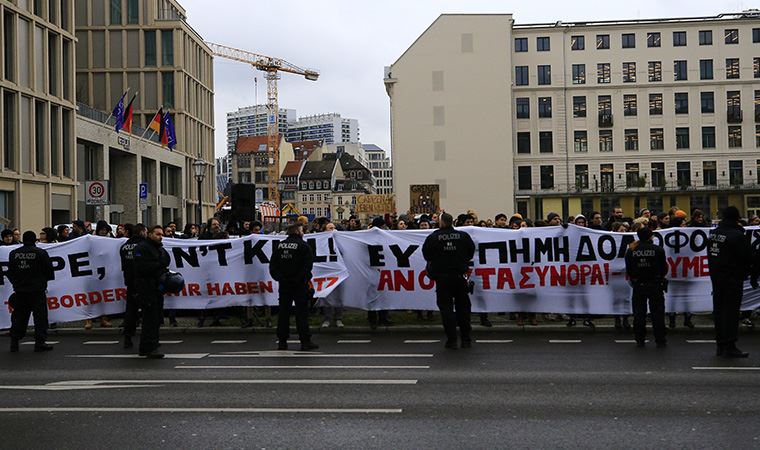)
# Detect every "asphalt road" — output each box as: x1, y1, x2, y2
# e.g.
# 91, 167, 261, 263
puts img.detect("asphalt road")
0, 329, 759, 449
